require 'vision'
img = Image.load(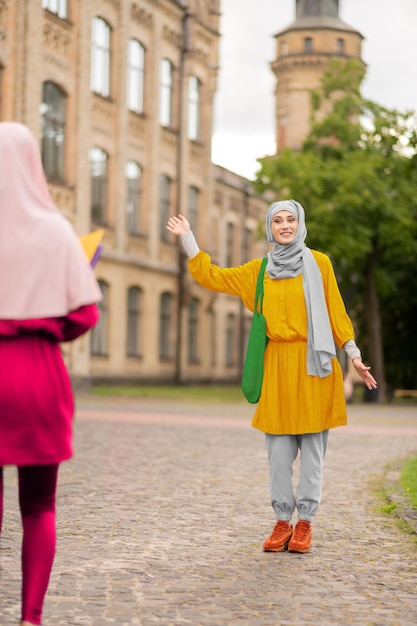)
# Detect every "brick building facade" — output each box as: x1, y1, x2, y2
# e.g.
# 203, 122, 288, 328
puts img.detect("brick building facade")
0, 0, 270, 385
